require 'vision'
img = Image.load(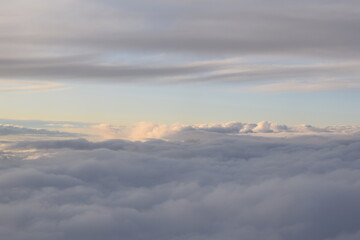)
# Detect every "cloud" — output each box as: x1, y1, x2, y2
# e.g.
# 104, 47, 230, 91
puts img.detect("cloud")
2, 132, 360, 240
92, 122, 186, 140
0, 80, 64, 92
243, 79, 360, 92
0, 119, 94, 129
0, 124, 80, 138
3, 0, 360, 58
2, 119, 358, 142
1, 0, 360, 90
90, 121, 360, 140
